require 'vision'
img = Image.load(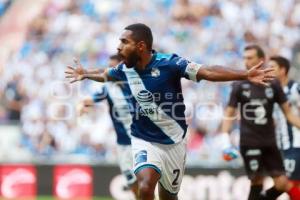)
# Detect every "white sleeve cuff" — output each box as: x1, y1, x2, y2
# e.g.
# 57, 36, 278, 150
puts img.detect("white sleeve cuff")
185, 62, 203, 82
